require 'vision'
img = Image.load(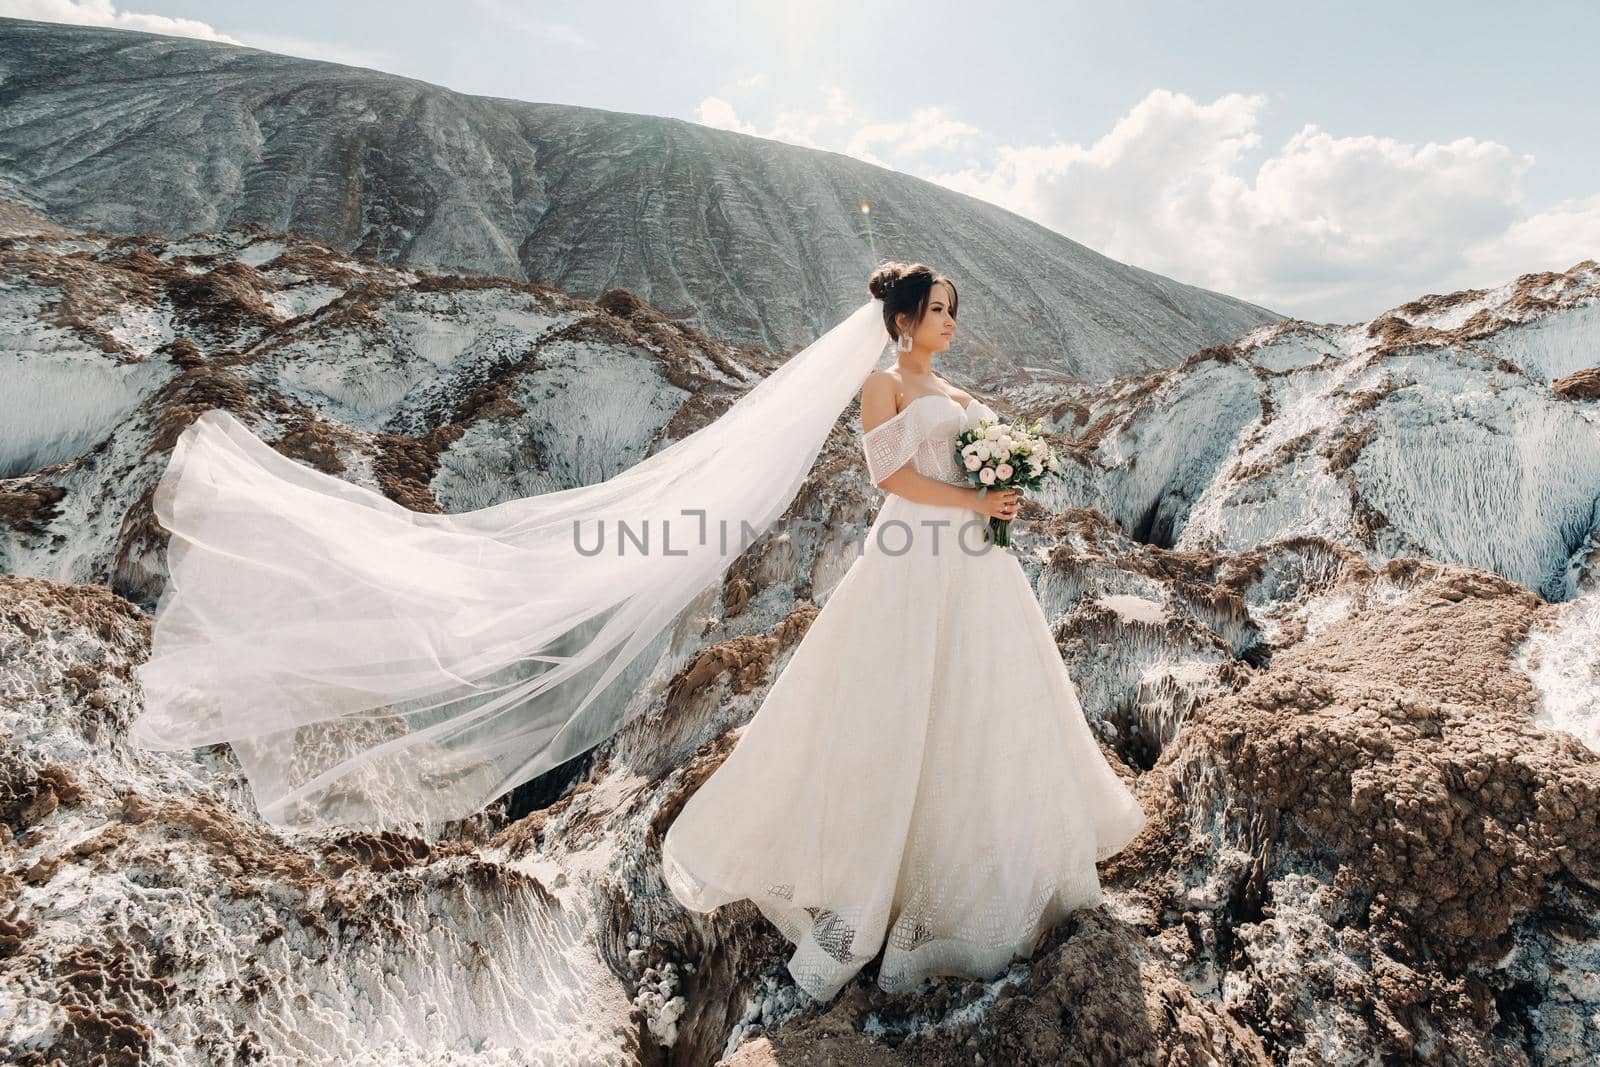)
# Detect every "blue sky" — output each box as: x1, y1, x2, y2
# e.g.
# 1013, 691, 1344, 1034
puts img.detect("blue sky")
6, 0, 1597, 322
